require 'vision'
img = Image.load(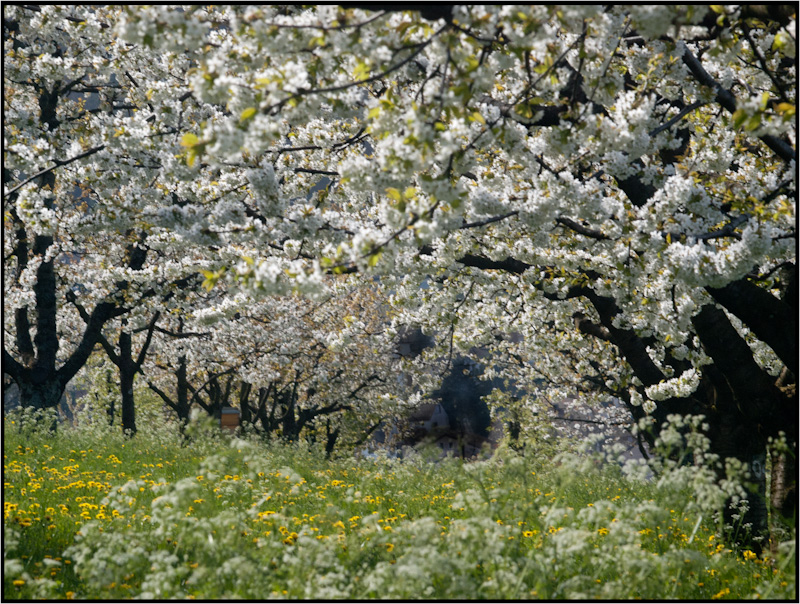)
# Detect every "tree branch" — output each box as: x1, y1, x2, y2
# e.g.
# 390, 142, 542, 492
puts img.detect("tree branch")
682, 47, 795, 162
4, 145, 106, 198
65, 290, 121, 366
572, 312, 612, 341
741, 24, 790, 104
691, 304, 789, 433
153, 325, 212, 339
648, 101, 706, 138
58, 301, 128, 386
261, 25, 447, 115
556, 217, 611, 240
2, 349, 27, 383
459, 211, 519, 230
705, 277, 797, 371
146, 380, 178, 413
134, 312, 161, 371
